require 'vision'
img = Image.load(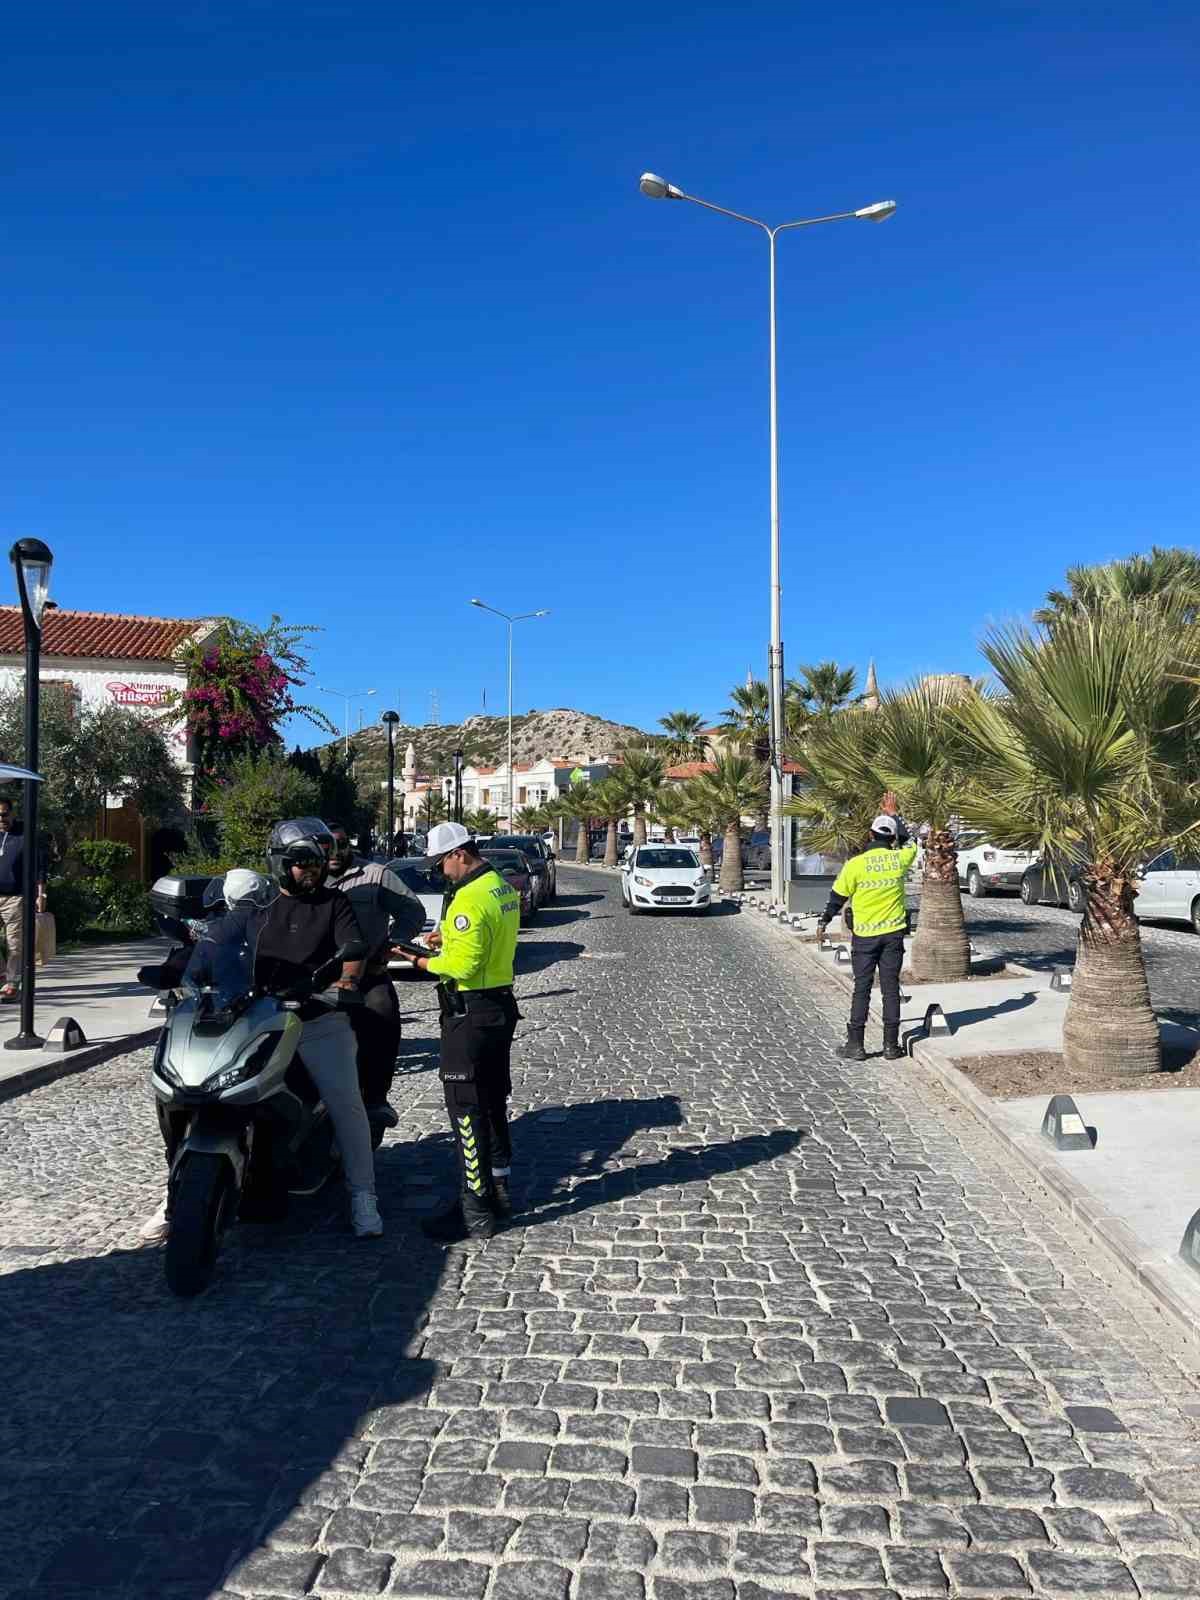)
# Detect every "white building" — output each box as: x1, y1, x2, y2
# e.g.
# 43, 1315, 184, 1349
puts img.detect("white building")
389, 749, 615, 836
